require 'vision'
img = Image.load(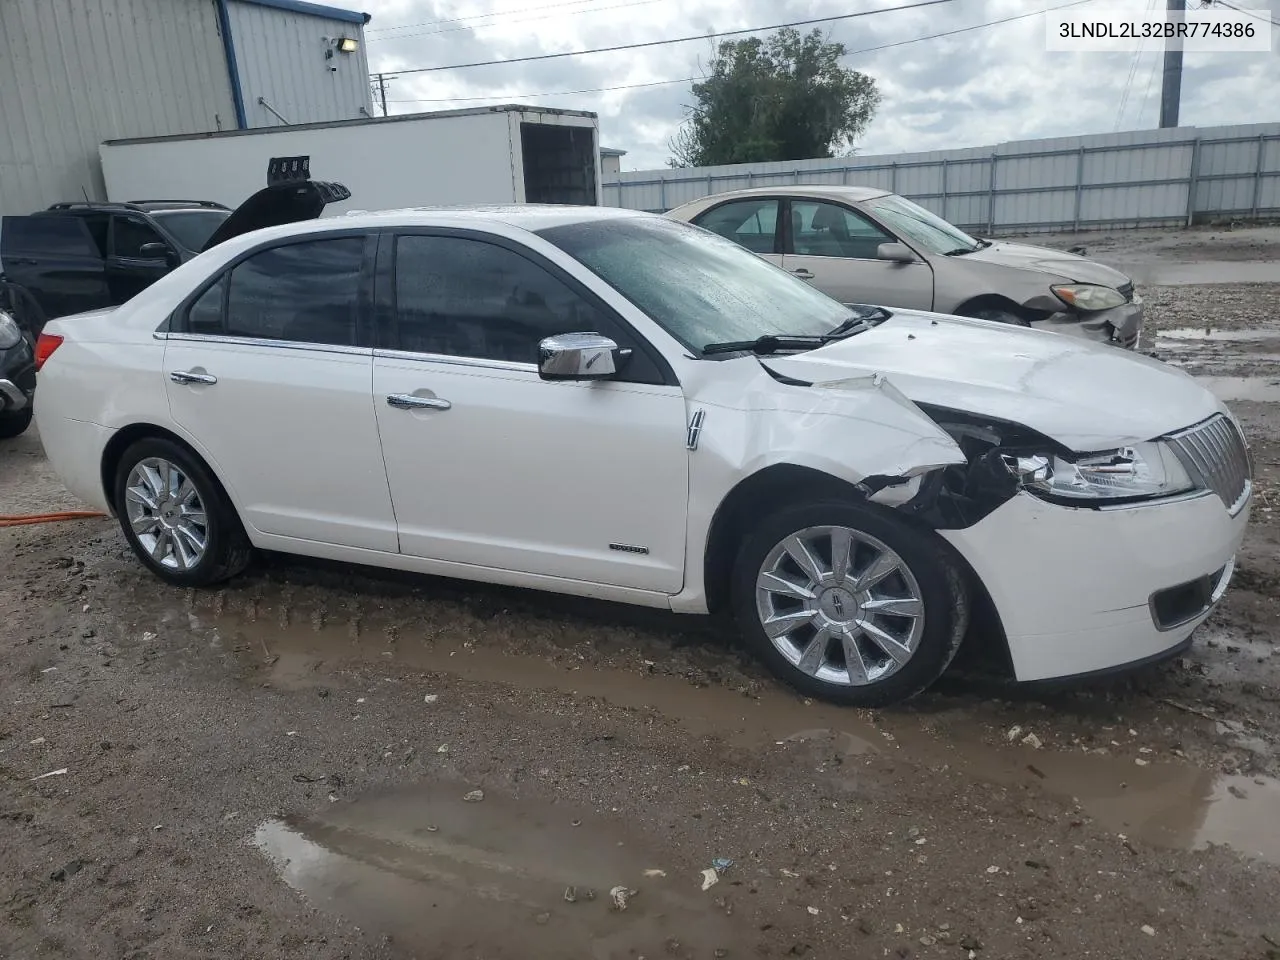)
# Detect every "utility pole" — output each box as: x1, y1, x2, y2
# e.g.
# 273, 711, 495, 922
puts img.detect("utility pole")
372, 73, 389, 117
1159, 0, 1185, 127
